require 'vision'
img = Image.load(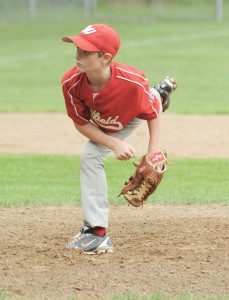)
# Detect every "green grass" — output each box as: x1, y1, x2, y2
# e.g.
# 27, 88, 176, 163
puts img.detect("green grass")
111, 295, 228, 300
1, 289, 228, 300
1, 288, 228, 300
0, 154, 228, 207
96, 0, 228, 19
0, 5, 229, 114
